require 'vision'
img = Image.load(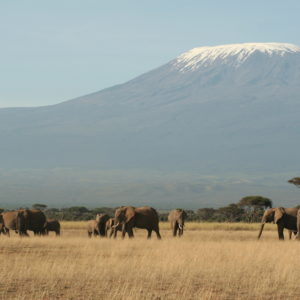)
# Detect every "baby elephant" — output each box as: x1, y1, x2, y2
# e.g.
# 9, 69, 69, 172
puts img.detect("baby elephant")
87, 214, 110, 238
87, 220, 99, 237
105, 218, 122, 238
44, 219, 61, 236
